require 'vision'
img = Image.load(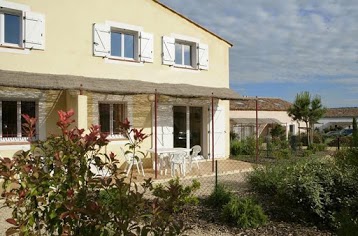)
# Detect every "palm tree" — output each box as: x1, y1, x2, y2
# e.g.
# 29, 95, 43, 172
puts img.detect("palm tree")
287, 91, 326, 148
